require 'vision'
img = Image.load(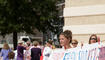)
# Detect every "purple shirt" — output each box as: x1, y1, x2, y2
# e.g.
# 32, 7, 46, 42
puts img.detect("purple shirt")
17, 46, 25, 58
0, 49, 11, 60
